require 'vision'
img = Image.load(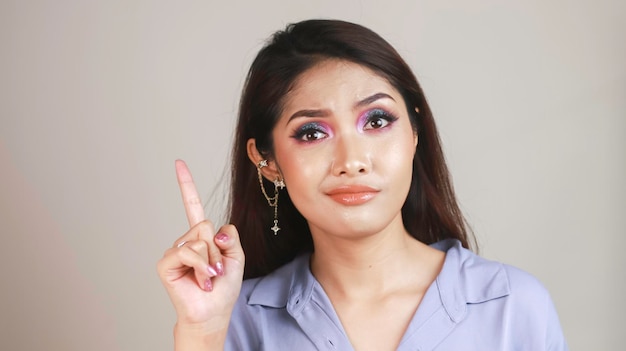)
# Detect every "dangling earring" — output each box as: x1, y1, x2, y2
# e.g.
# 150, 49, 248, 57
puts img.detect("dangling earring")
257, 160, 284, 235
